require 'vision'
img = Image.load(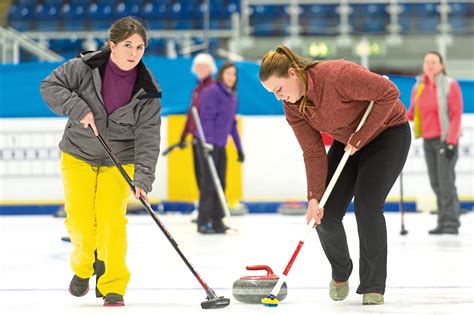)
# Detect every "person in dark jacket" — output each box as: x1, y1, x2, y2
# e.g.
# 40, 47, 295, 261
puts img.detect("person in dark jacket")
40, 17, 161, 307
179, 53, 217, 189
197, 62, 244, 234
259, 46, 410, 305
